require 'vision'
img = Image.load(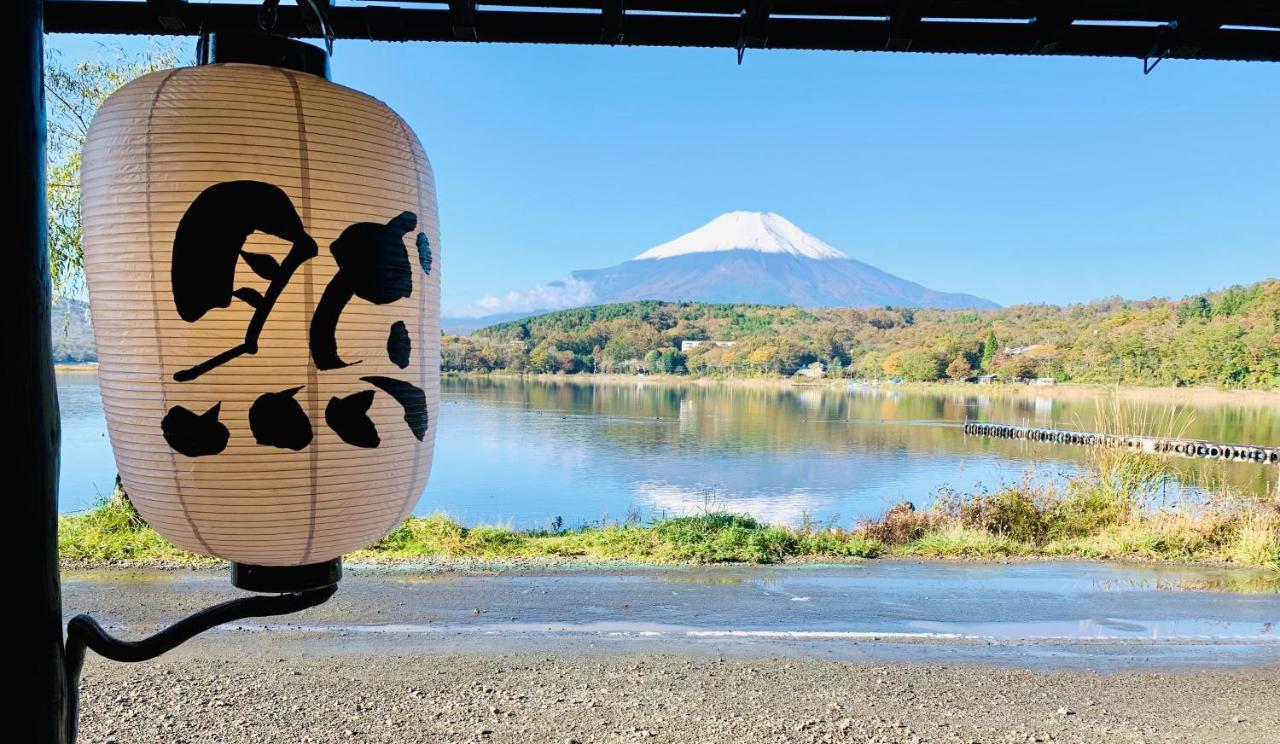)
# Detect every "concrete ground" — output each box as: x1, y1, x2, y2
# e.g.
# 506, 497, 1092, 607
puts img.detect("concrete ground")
64, 560, 1280, 743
